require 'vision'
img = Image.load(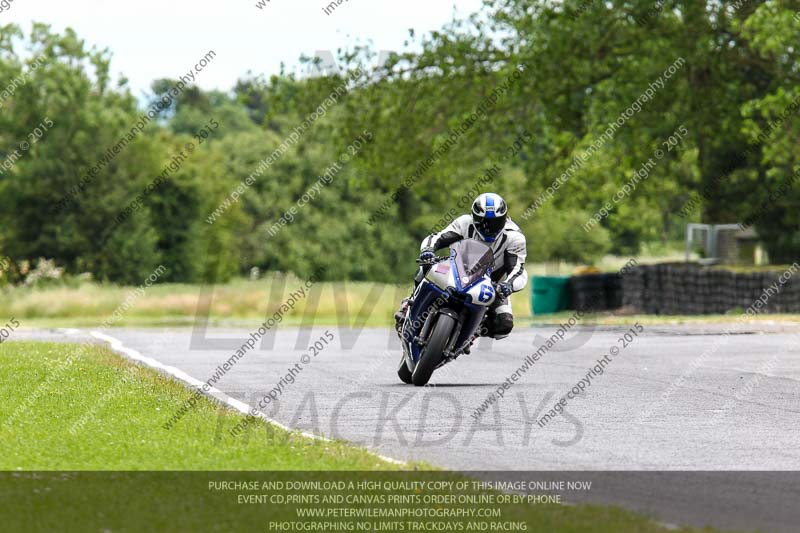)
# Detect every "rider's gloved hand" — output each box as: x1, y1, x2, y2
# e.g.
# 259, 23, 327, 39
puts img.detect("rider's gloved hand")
418, 249, 437, 263
496, 281, 512, 298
